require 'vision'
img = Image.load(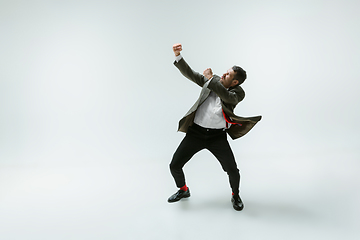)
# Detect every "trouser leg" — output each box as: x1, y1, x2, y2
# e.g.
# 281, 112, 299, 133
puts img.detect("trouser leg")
207, 132, 240, 195
169, 127, 205, 188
